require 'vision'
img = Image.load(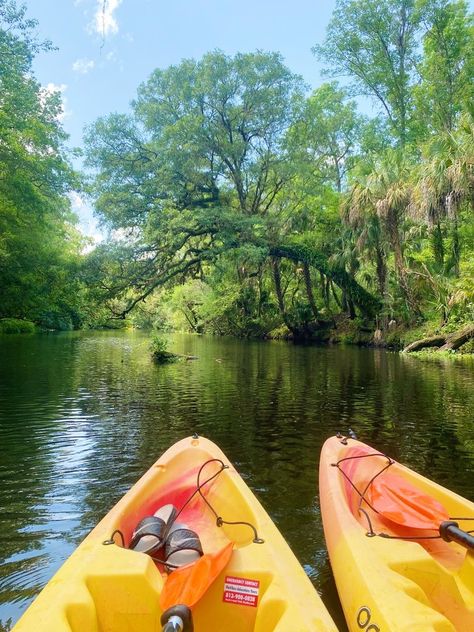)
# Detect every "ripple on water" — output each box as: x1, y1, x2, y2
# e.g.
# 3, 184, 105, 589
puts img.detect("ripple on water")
0, 332, 473, 628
